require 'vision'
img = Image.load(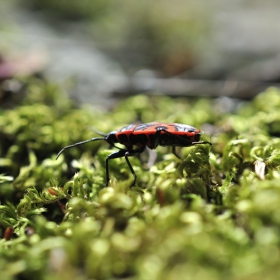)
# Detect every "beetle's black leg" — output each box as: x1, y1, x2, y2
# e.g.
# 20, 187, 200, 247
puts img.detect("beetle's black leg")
105, 150, 126, 186
191, 141, 212, 146
105, 146, 145, 186
124, 154, 137, 186
172, 146, 181, 159
150, 130, 162, 149
124, 146, 146, 186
